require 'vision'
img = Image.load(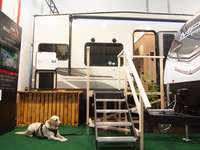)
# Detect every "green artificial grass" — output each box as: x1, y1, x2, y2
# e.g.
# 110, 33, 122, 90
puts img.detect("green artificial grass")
0, 124, 200, 150
0, 124, 95, 150
143, 133, 200, 150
